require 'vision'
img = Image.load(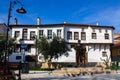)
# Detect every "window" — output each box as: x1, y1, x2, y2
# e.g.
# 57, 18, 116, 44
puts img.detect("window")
81, 32, 86, 40
57, 29, 61, 38
82, 28, 84, 32
30, 31, 35, 40
22, 29, 28, 40
74, 32, 79, 40
14, 31, 20, 38
47, 30, 52, 39
27, 45, 31, 53
118, 49, 120, 55
99, 45, 101, 51
16, 56, 21, 60
92, 33, 97, 39
102, 51, 107, 57
92, 28, 95, 32
99, 28, 102, 33
104, 45, 106, 51
105, 29, 108, 33
39, 30, 44, 38
105, 33, 109, 39
67, 31, 72, 40
71, 44, 75, 48
93, 45, 96, 51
